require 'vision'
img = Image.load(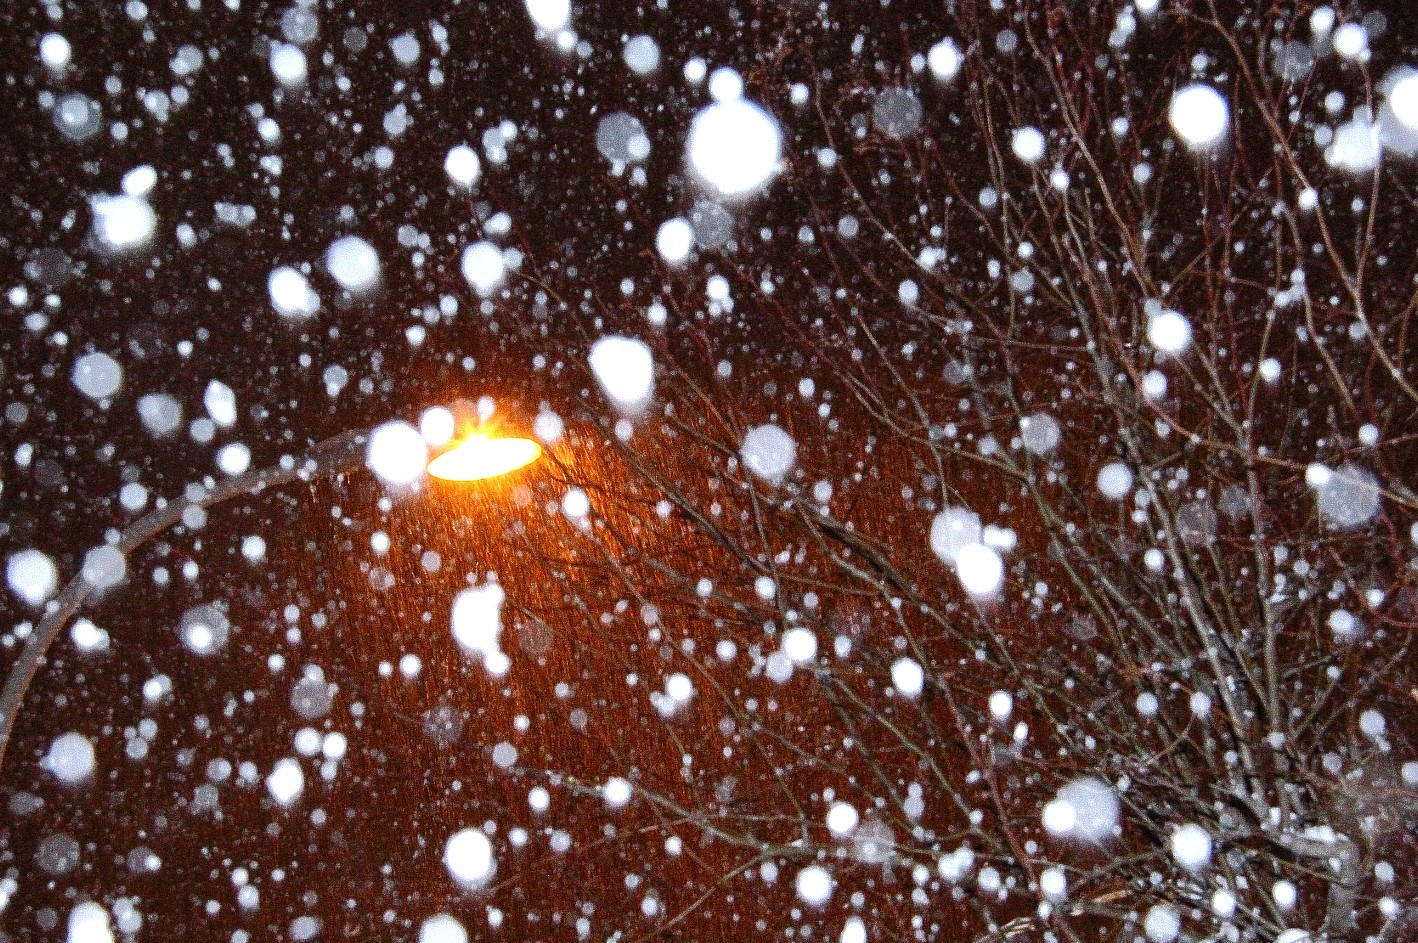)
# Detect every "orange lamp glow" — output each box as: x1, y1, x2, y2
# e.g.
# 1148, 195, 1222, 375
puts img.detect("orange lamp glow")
426, 435, 542, 482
